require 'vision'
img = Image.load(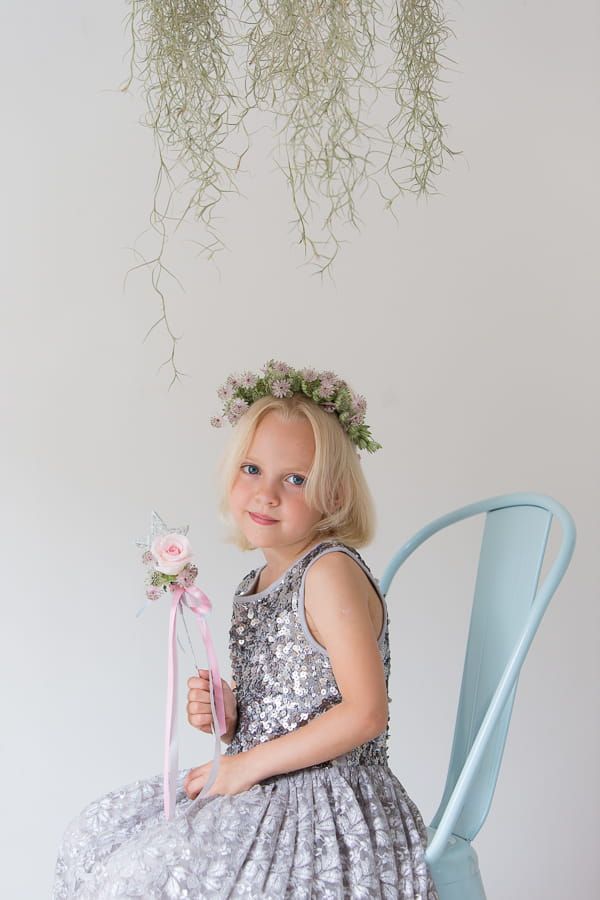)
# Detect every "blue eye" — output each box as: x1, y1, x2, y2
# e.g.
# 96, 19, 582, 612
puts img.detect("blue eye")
286, 474, 305, 486
242, 464, 260, 475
